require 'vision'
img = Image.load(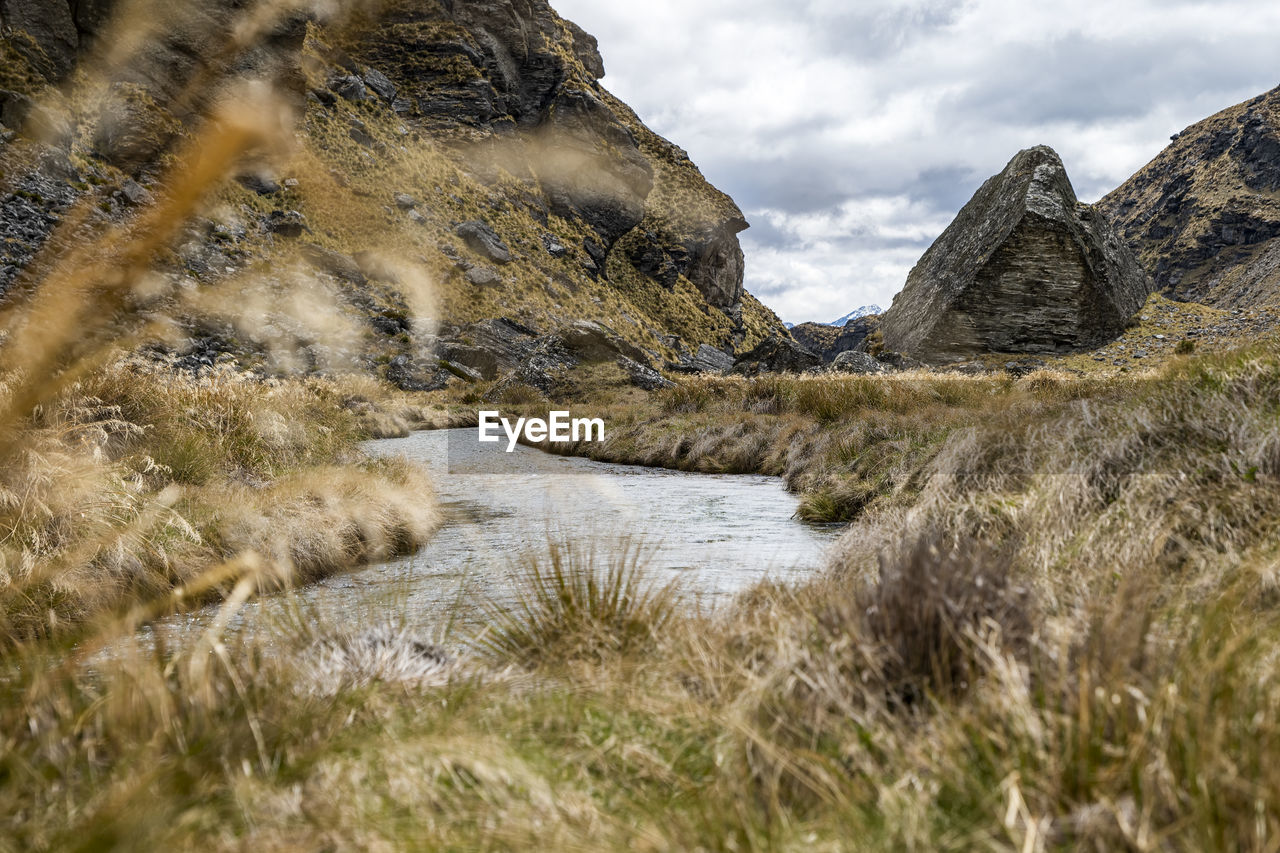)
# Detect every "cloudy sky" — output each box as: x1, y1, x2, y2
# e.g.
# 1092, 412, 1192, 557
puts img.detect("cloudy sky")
552, 0, 1280, 324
